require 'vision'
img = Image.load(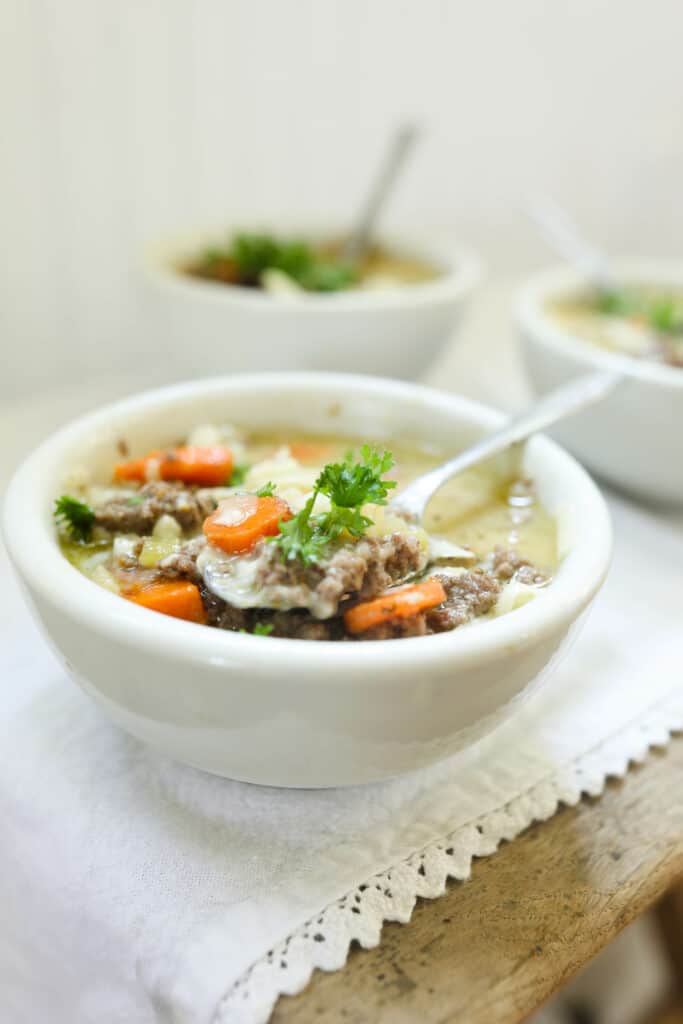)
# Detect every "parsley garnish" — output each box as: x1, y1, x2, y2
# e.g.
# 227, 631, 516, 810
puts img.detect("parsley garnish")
316, 446, 396, 508
54, 495, 96, 542
596, 289, 638, 317
271, 446, 396, 566
239, 622, 274, 636
648, 297, 683, 334
126, 494, 145, 507
597, 288, 683, 335
253, 622, 274, 636
274, 494, 329, 565
255, 481, 276, 498
200, 233, 357, 294
230, 462, 251, 486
